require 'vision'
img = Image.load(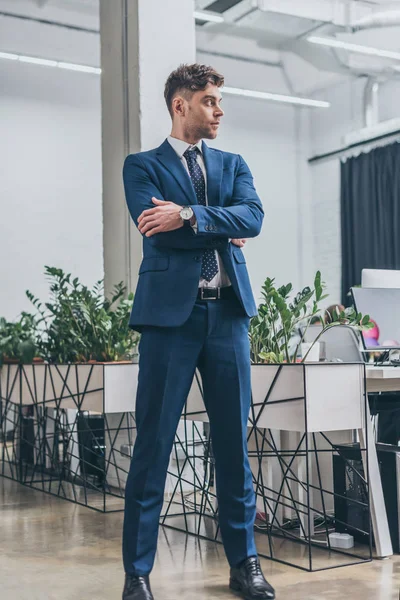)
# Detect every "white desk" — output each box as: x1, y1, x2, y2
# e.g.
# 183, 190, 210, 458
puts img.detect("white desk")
367, 365, 400, 393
